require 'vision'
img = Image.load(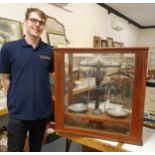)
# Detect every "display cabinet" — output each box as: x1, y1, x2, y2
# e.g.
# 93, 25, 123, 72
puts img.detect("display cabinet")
54, 48, 148, 145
